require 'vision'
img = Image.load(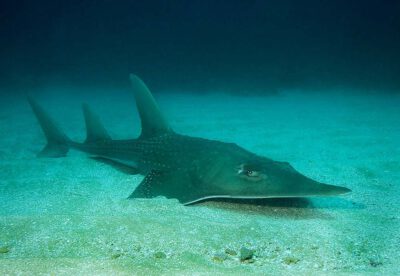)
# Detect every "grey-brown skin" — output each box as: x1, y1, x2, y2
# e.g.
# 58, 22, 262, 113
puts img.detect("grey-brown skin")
125, 133, 350, 204
28, 74, 351, 205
